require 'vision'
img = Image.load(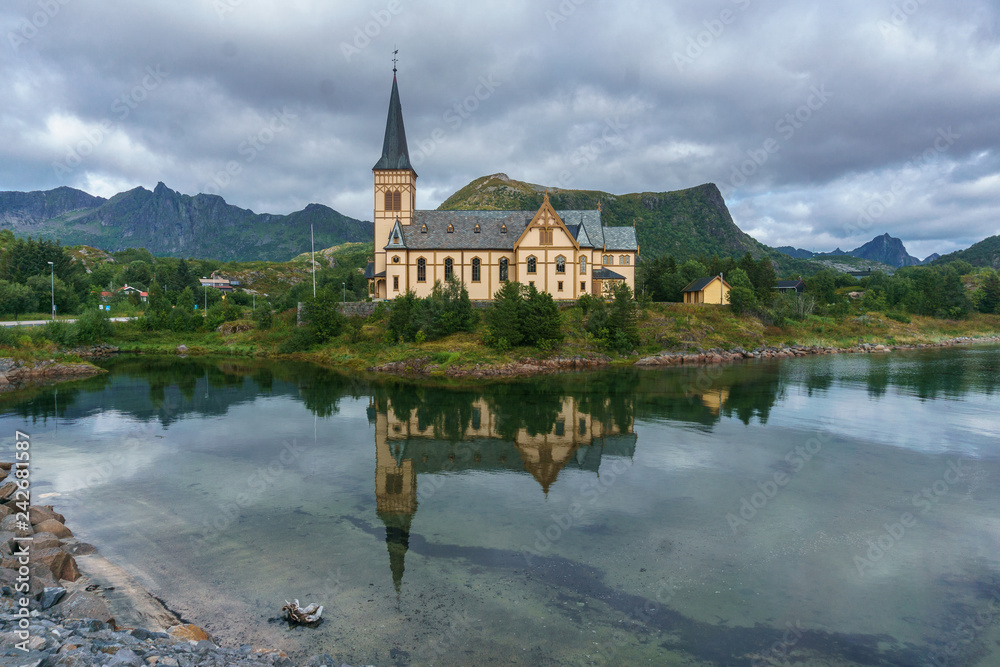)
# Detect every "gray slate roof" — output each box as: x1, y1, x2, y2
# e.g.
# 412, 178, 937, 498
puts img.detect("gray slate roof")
682, 276, 723, 292
593, 267, 626, 280
373, 76, 415, 172
382, 209, 639, 252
